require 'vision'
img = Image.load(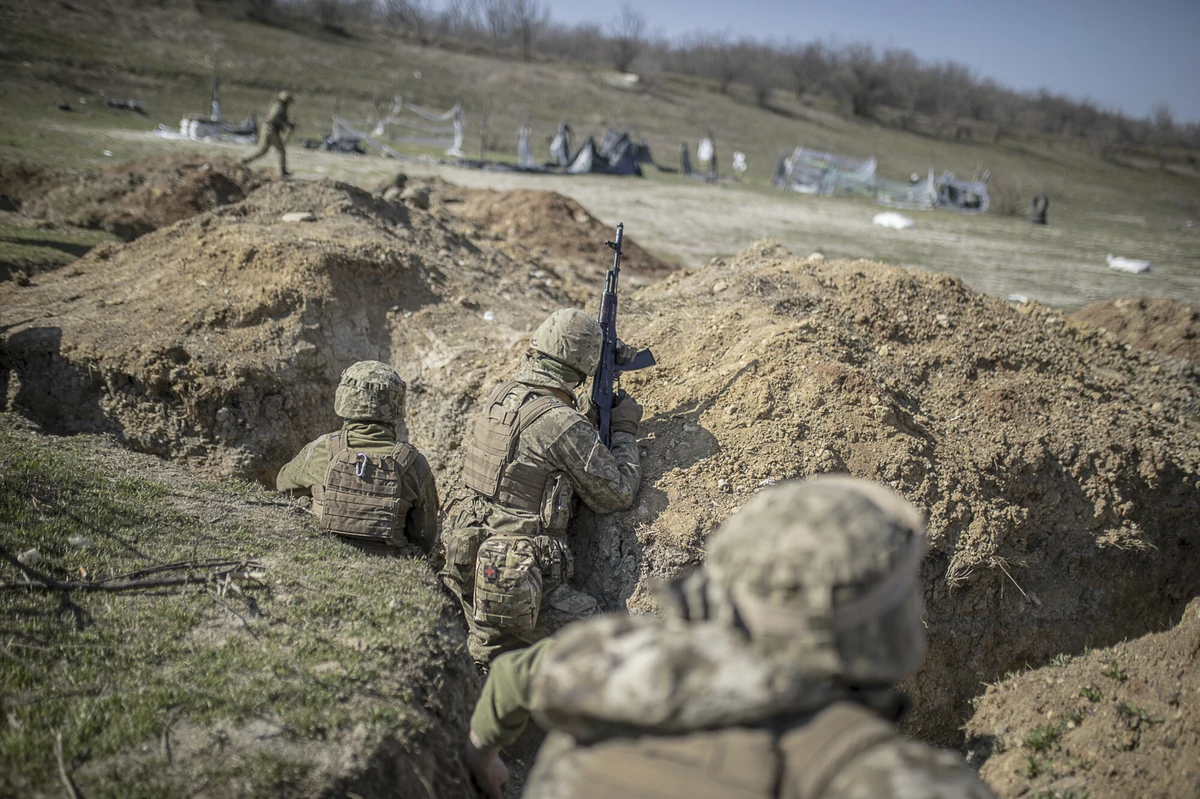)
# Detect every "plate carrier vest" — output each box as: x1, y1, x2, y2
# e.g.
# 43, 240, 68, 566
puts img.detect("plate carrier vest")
461, 381, 566, 514
542, 701, 900, 799
314, 431, 417, 546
